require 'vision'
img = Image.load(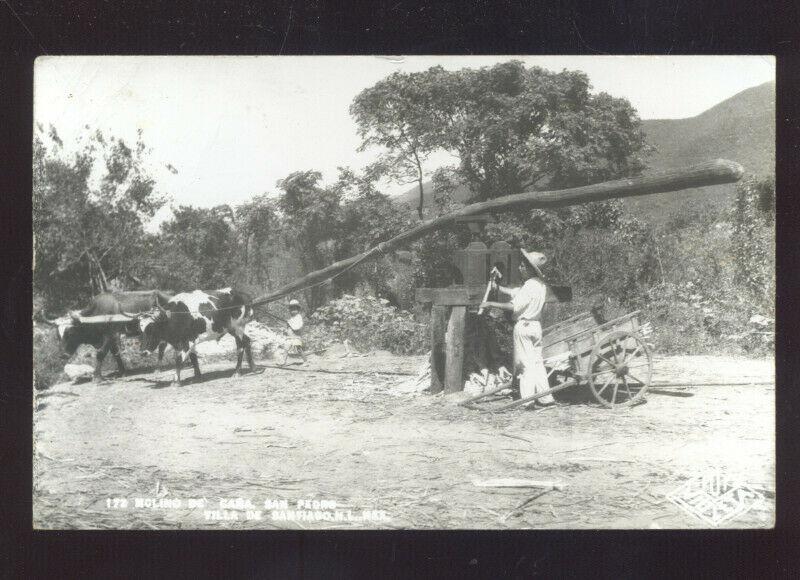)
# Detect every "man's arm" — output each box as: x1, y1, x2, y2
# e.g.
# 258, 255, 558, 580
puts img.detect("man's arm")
480, 301, 514, 312
494, 282, 519, 298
